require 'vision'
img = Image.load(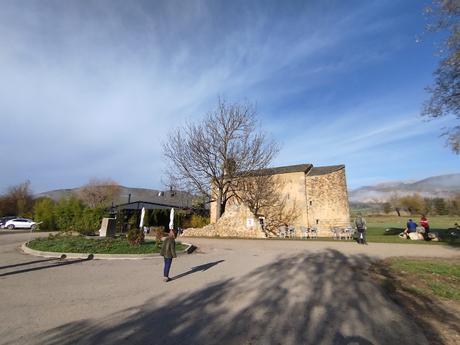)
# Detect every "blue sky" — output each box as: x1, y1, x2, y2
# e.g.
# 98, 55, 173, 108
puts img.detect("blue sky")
0, 0, 458, 193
